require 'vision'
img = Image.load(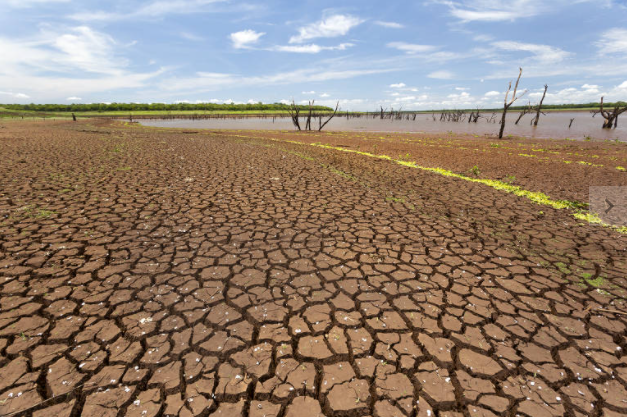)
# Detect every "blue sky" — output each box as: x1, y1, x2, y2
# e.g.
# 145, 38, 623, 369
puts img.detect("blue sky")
1, 0, 627, 110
